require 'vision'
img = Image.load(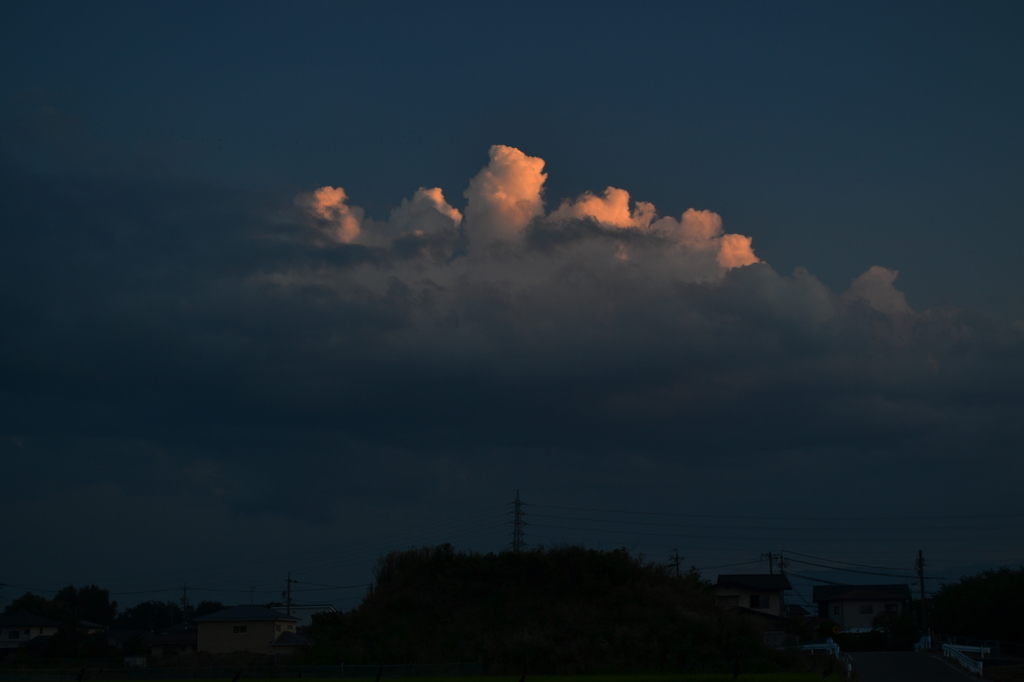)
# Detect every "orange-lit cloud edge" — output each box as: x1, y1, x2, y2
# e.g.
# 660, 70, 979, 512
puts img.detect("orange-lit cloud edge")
294, 144, 909, 317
